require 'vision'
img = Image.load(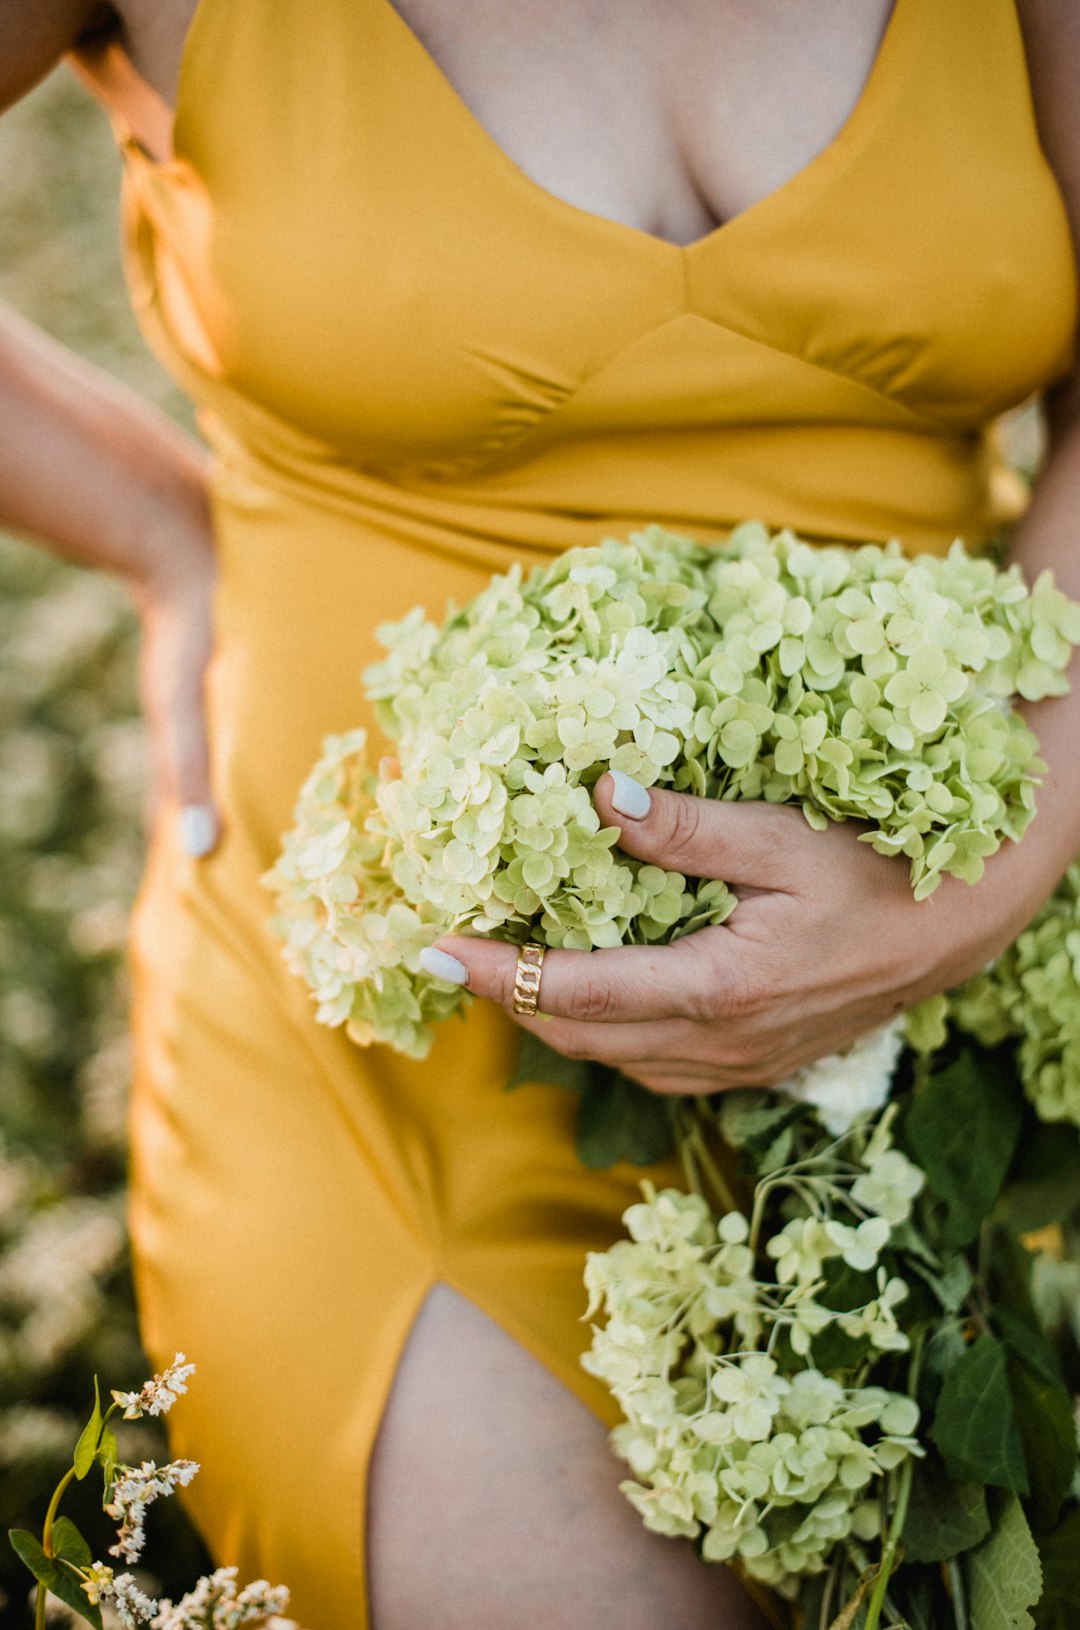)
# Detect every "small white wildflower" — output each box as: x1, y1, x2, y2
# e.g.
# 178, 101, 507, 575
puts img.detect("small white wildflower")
81, 1562, 115, 1606
150, 1566, 293, 1630
106, 1460, 199, 1564
111, 1355, 195, 1420
109, 1572, 160, 1628
838, 1273, 911, 1352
